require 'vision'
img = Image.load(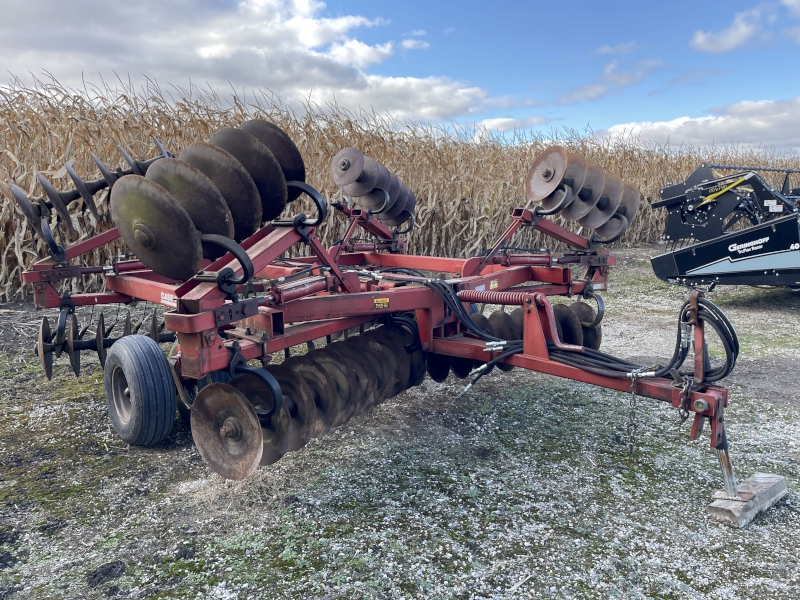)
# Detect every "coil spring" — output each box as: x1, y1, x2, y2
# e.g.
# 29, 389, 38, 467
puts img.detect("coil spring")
456, 290, 527, 305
